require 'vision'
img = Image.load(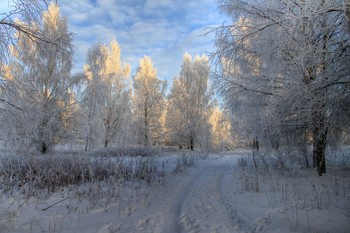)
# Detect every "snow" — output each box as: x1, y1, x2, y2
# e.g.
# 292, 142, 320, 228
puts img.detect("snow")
1, 151, 349, 233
